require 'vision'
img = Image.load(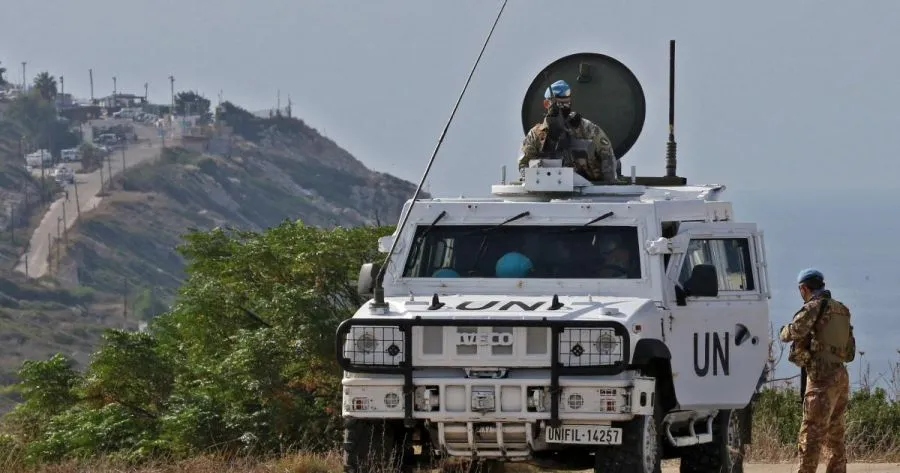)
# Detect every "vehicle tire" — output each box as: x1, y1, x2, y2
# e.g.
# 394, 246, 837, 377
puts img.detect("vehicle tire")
594, 379, 663, 473
678, 409, 745, 473
342, 418, 412, 473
